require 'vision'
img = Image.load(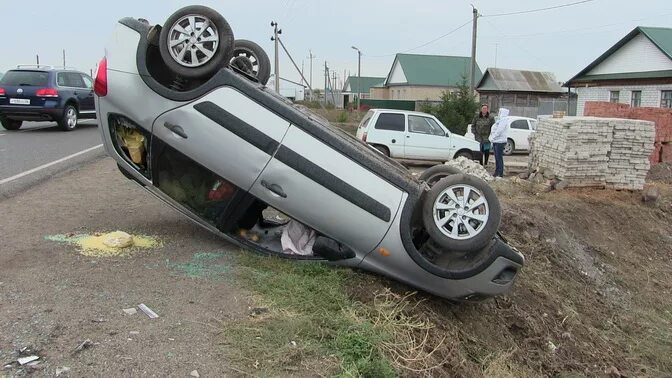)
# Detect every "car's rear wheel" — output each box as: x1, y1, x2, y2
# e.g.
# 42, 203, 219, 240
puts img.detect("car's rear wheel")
454, 150, 473, 160
418, 165, 462, 187
504, 138, 515, 155
59, 105, 78, 131
422, 174, 500, 252
230, 39, 271, 85
0, 117, 22, 131
159, 5, 235, 79
373, 145, 390, 157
